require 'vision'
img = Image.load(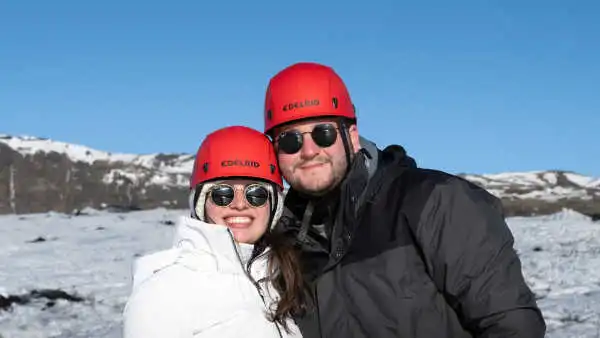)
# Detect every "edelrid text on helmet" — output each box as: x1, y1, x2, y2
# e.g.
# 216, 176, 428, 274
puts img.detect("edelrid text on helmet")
282, 99, 320, 112
221, 159, 261, 168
